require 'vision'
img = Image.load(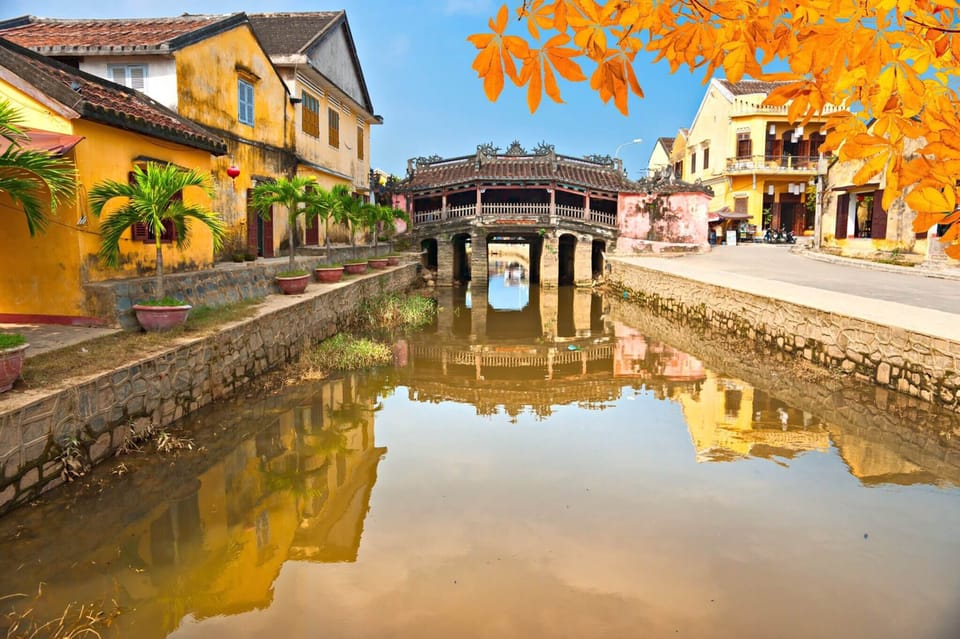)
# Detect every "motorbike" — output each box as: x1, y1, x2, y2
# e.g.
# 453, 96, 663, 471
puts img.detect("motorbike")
781, 228, 797, 244
762, 228, 782, 243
